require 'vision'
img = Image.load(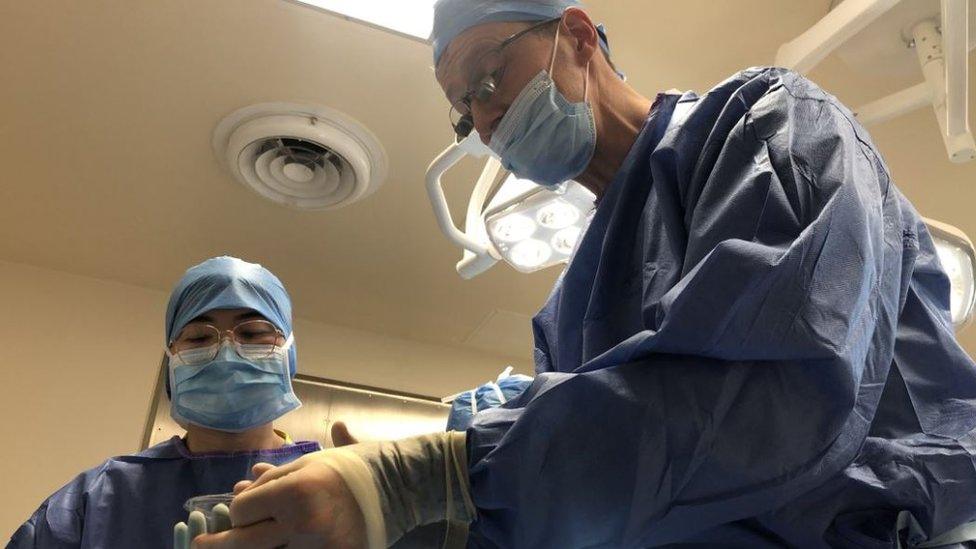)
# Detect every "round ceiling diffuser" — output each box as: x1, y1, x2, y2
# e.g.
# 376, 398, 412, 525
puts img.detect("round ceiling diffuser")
212, 102, 388, 210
